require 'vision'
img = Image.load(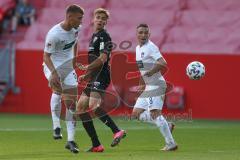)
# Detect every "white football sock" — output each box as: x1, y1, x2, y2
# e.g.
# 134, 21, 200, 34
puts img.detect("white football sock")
50, 93, 61, 130
154, 115, 175, 145
65, 108, 76, 142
